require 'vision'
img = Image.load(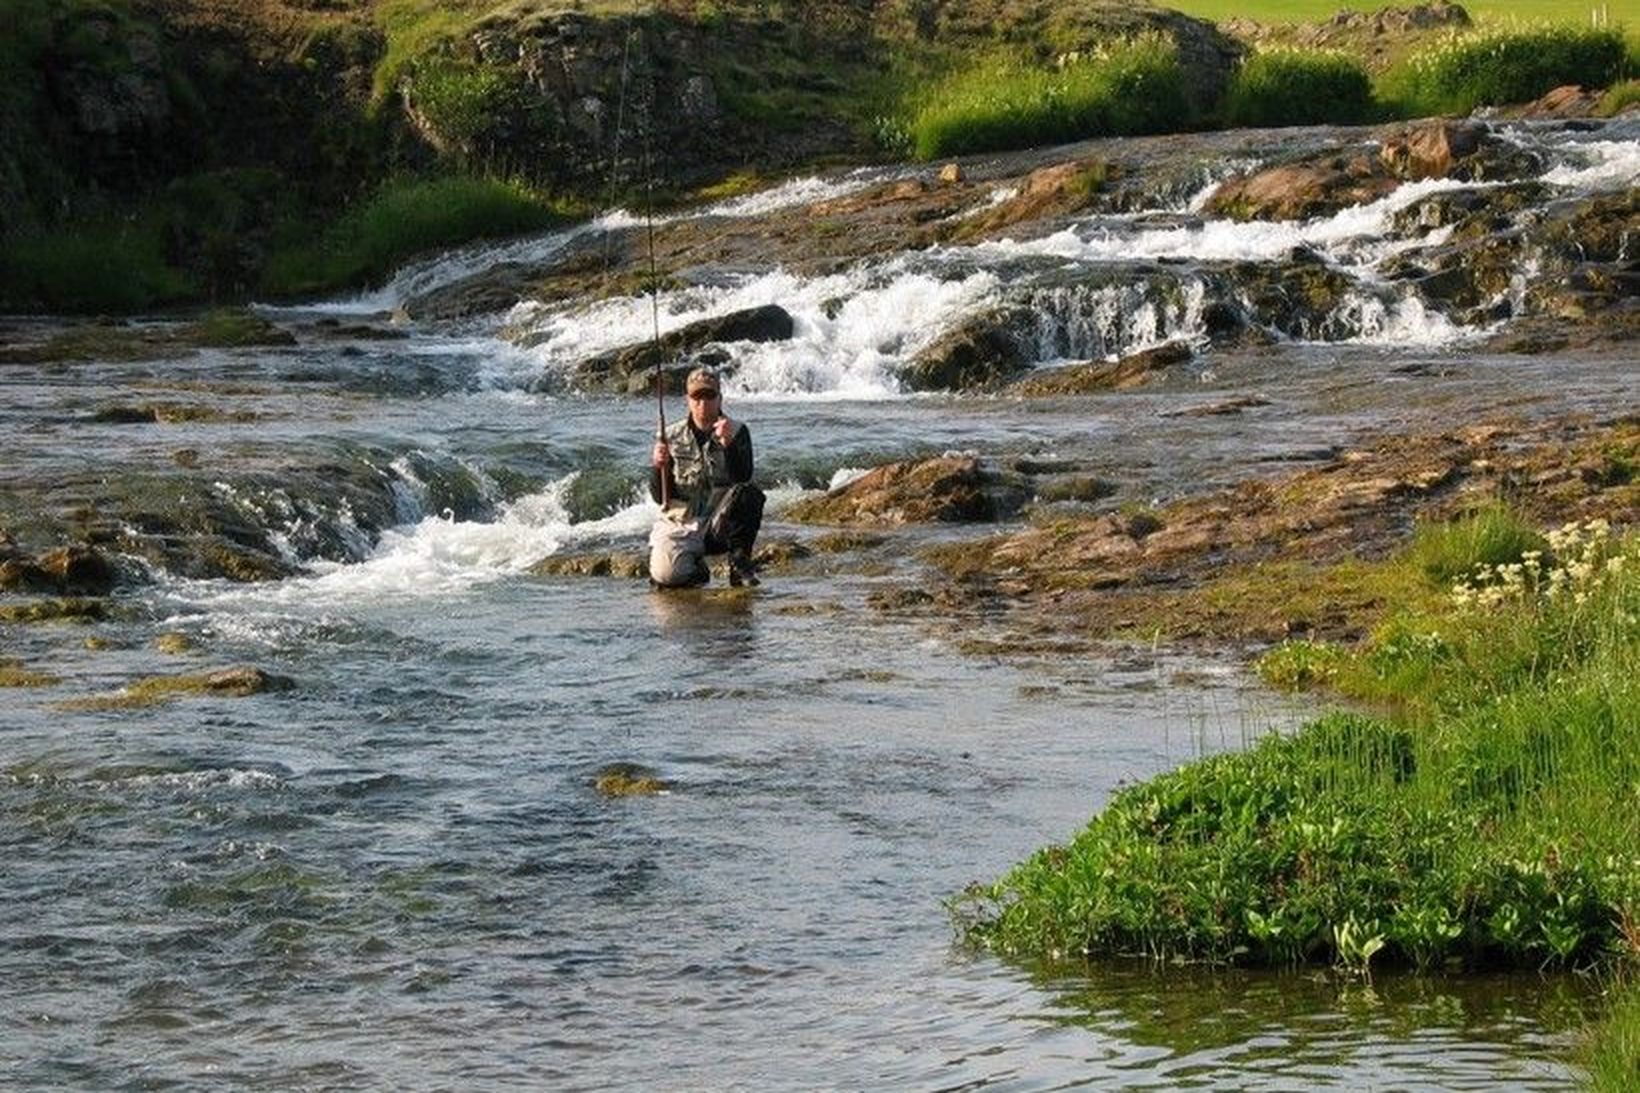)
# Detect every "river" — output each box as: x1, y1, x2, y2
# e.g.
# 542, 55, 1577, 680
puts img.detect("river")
3, 116, 1636, 1089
